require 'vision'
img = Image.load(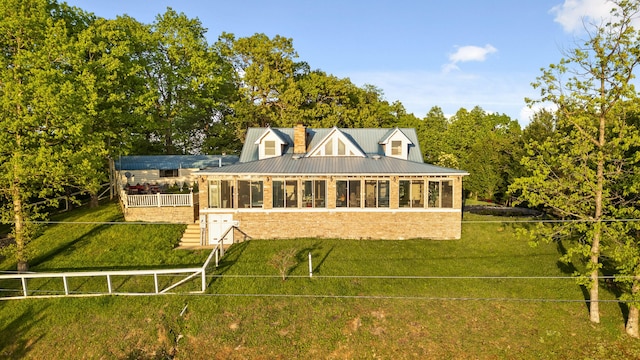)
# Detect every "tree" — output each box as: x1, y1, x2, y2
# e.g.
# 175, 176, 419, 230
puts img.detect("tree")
418, 106, 451, 164
447, 106, 521, 201
218, 32, 302, 138
0, 0, 100, 270
510, 0, 640, 326
141, 9, 235, 154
